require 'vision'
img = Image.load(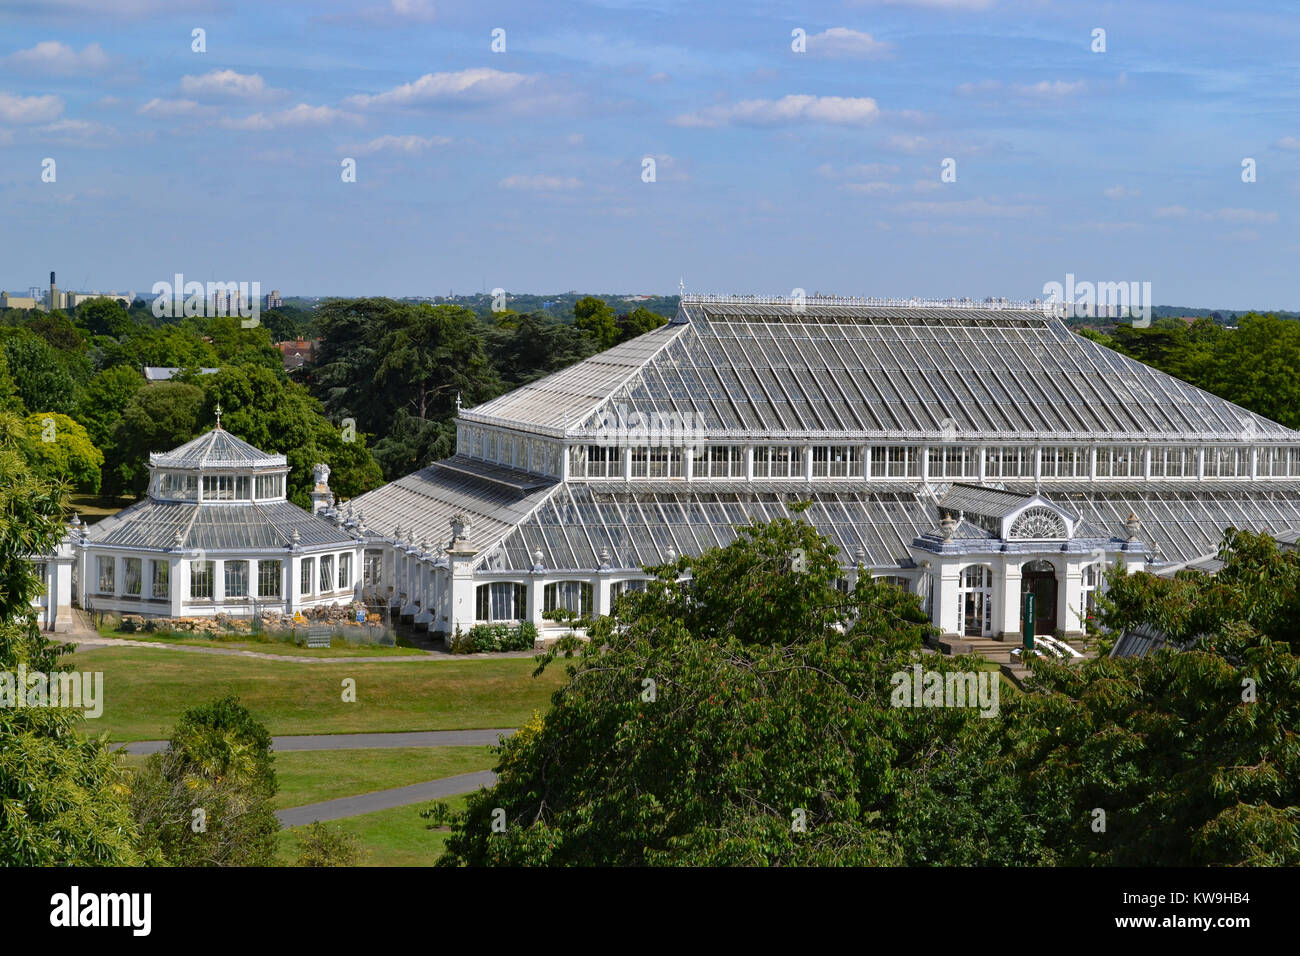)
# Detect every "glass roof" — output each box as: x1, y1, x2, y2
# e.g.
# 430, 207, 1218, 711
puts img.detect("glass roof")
349, 458, 558, 551
464, 300, 1297, 444
86, 498, 356, 552
149, 427, 288, 471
